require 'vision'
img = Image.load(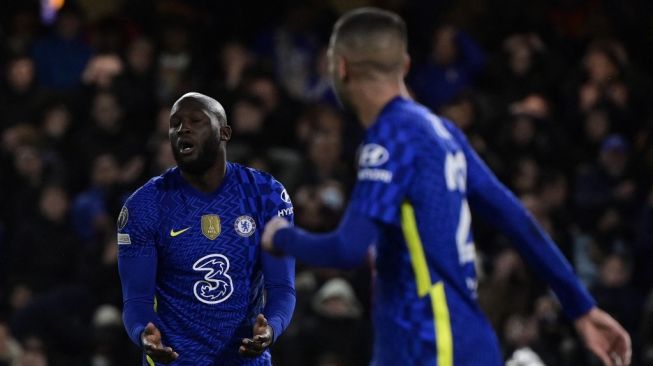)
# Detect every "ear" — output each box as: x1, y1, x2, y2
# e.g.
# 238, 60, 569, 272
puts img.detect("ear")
402, 53, 411, 77
220, 125, 232, 142
337, 55, 348, 82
